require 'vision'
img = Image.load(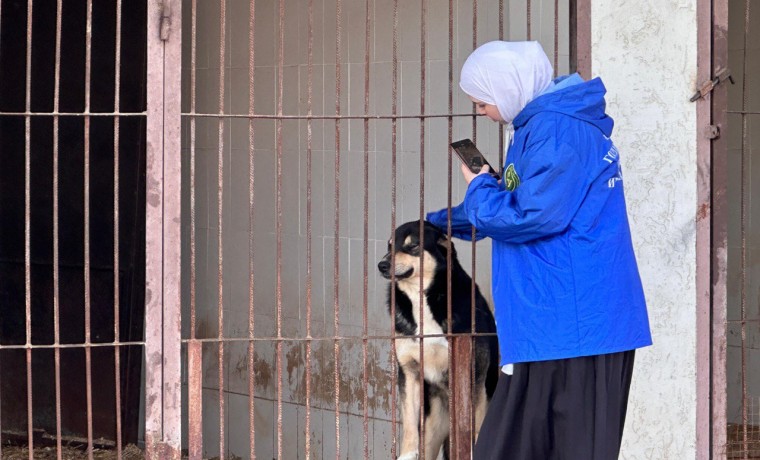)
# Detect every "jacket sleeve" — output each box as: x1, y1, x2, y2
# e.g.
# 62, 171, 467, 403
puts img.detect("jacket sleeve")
426, 202, 486, 242
463, 137, 592, 243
